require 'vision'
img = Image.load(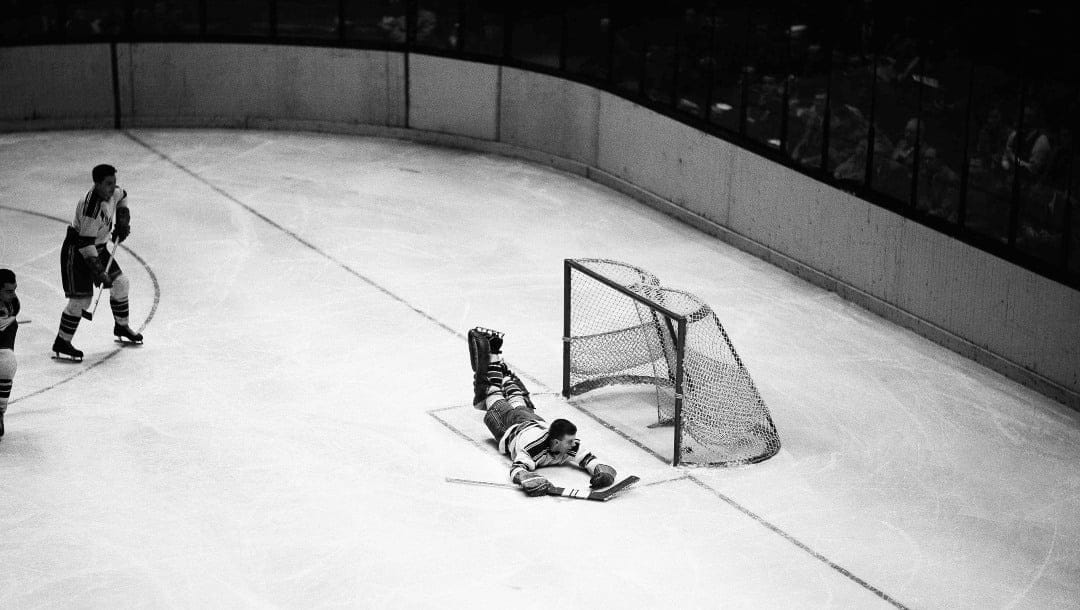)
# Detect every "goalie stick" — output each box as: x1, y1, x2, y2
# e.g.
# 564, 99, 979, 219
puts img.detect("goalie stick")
545, 475, 640, 502
445, 475, 640, 501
